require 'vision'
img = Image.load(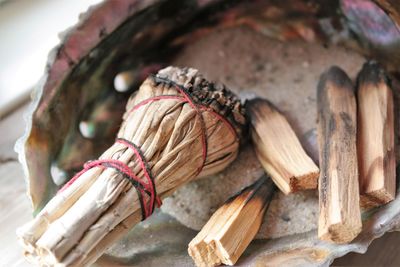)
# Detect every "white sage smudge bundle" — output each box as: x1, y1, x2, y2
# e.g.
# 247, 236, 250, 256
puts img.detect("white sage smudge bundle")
17, 66, 246, 267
